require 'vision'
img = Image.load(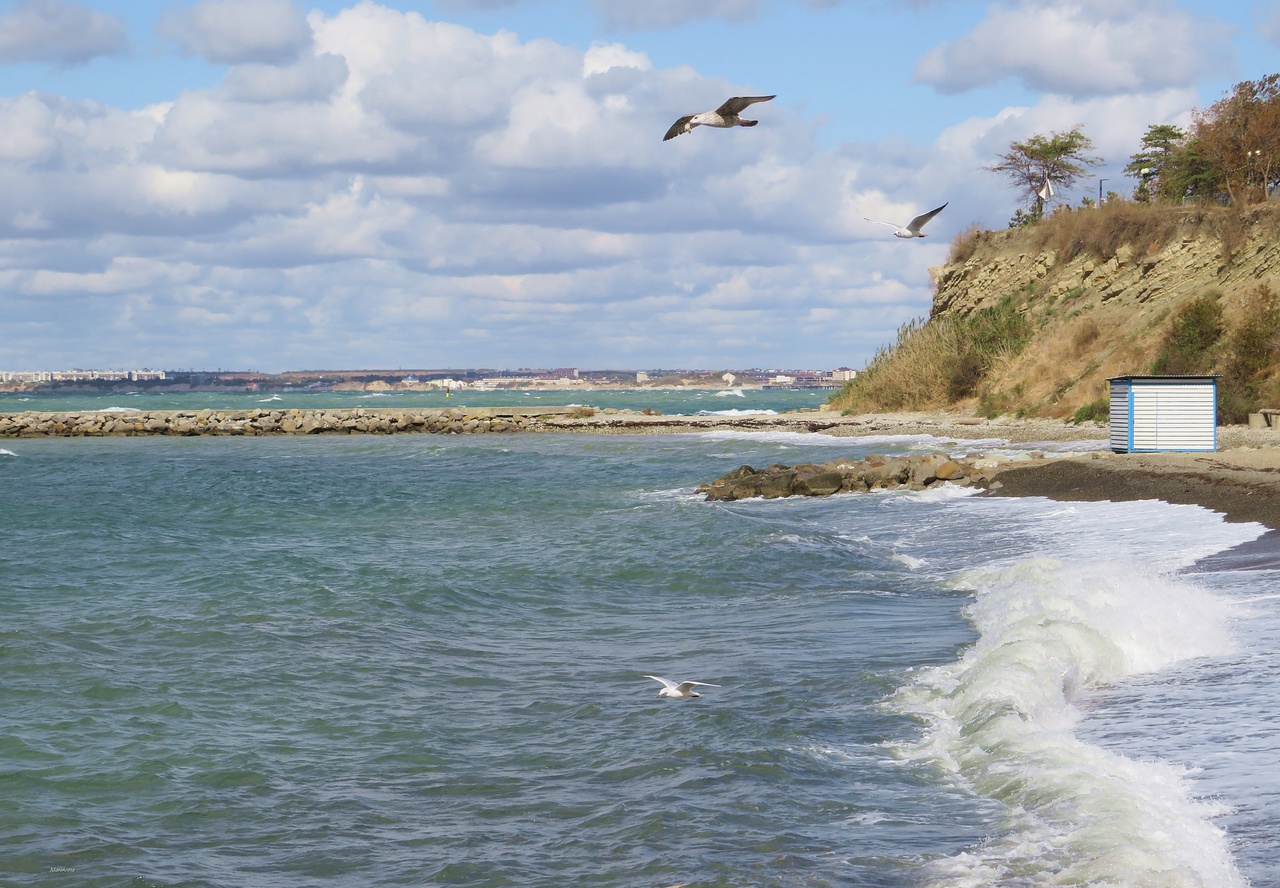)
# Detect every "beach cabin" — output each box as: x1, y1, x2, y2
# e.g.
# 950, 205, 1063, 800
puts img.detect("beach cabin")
1108, 375, 1217, 453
